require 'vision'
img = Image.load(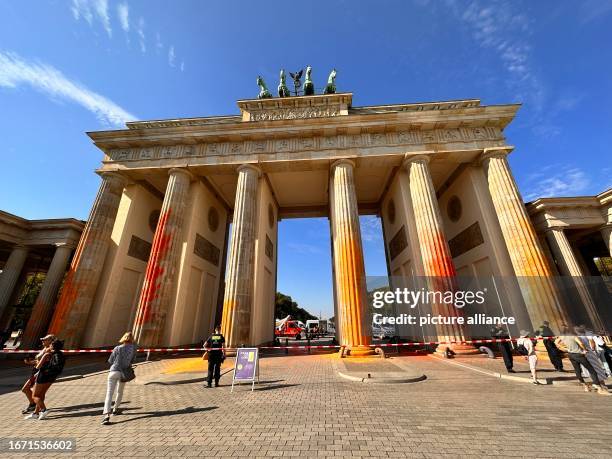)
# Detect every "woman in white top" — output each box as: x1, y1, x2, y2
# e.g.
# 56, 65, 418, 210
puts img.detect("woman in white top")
517, 330, 540, 385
